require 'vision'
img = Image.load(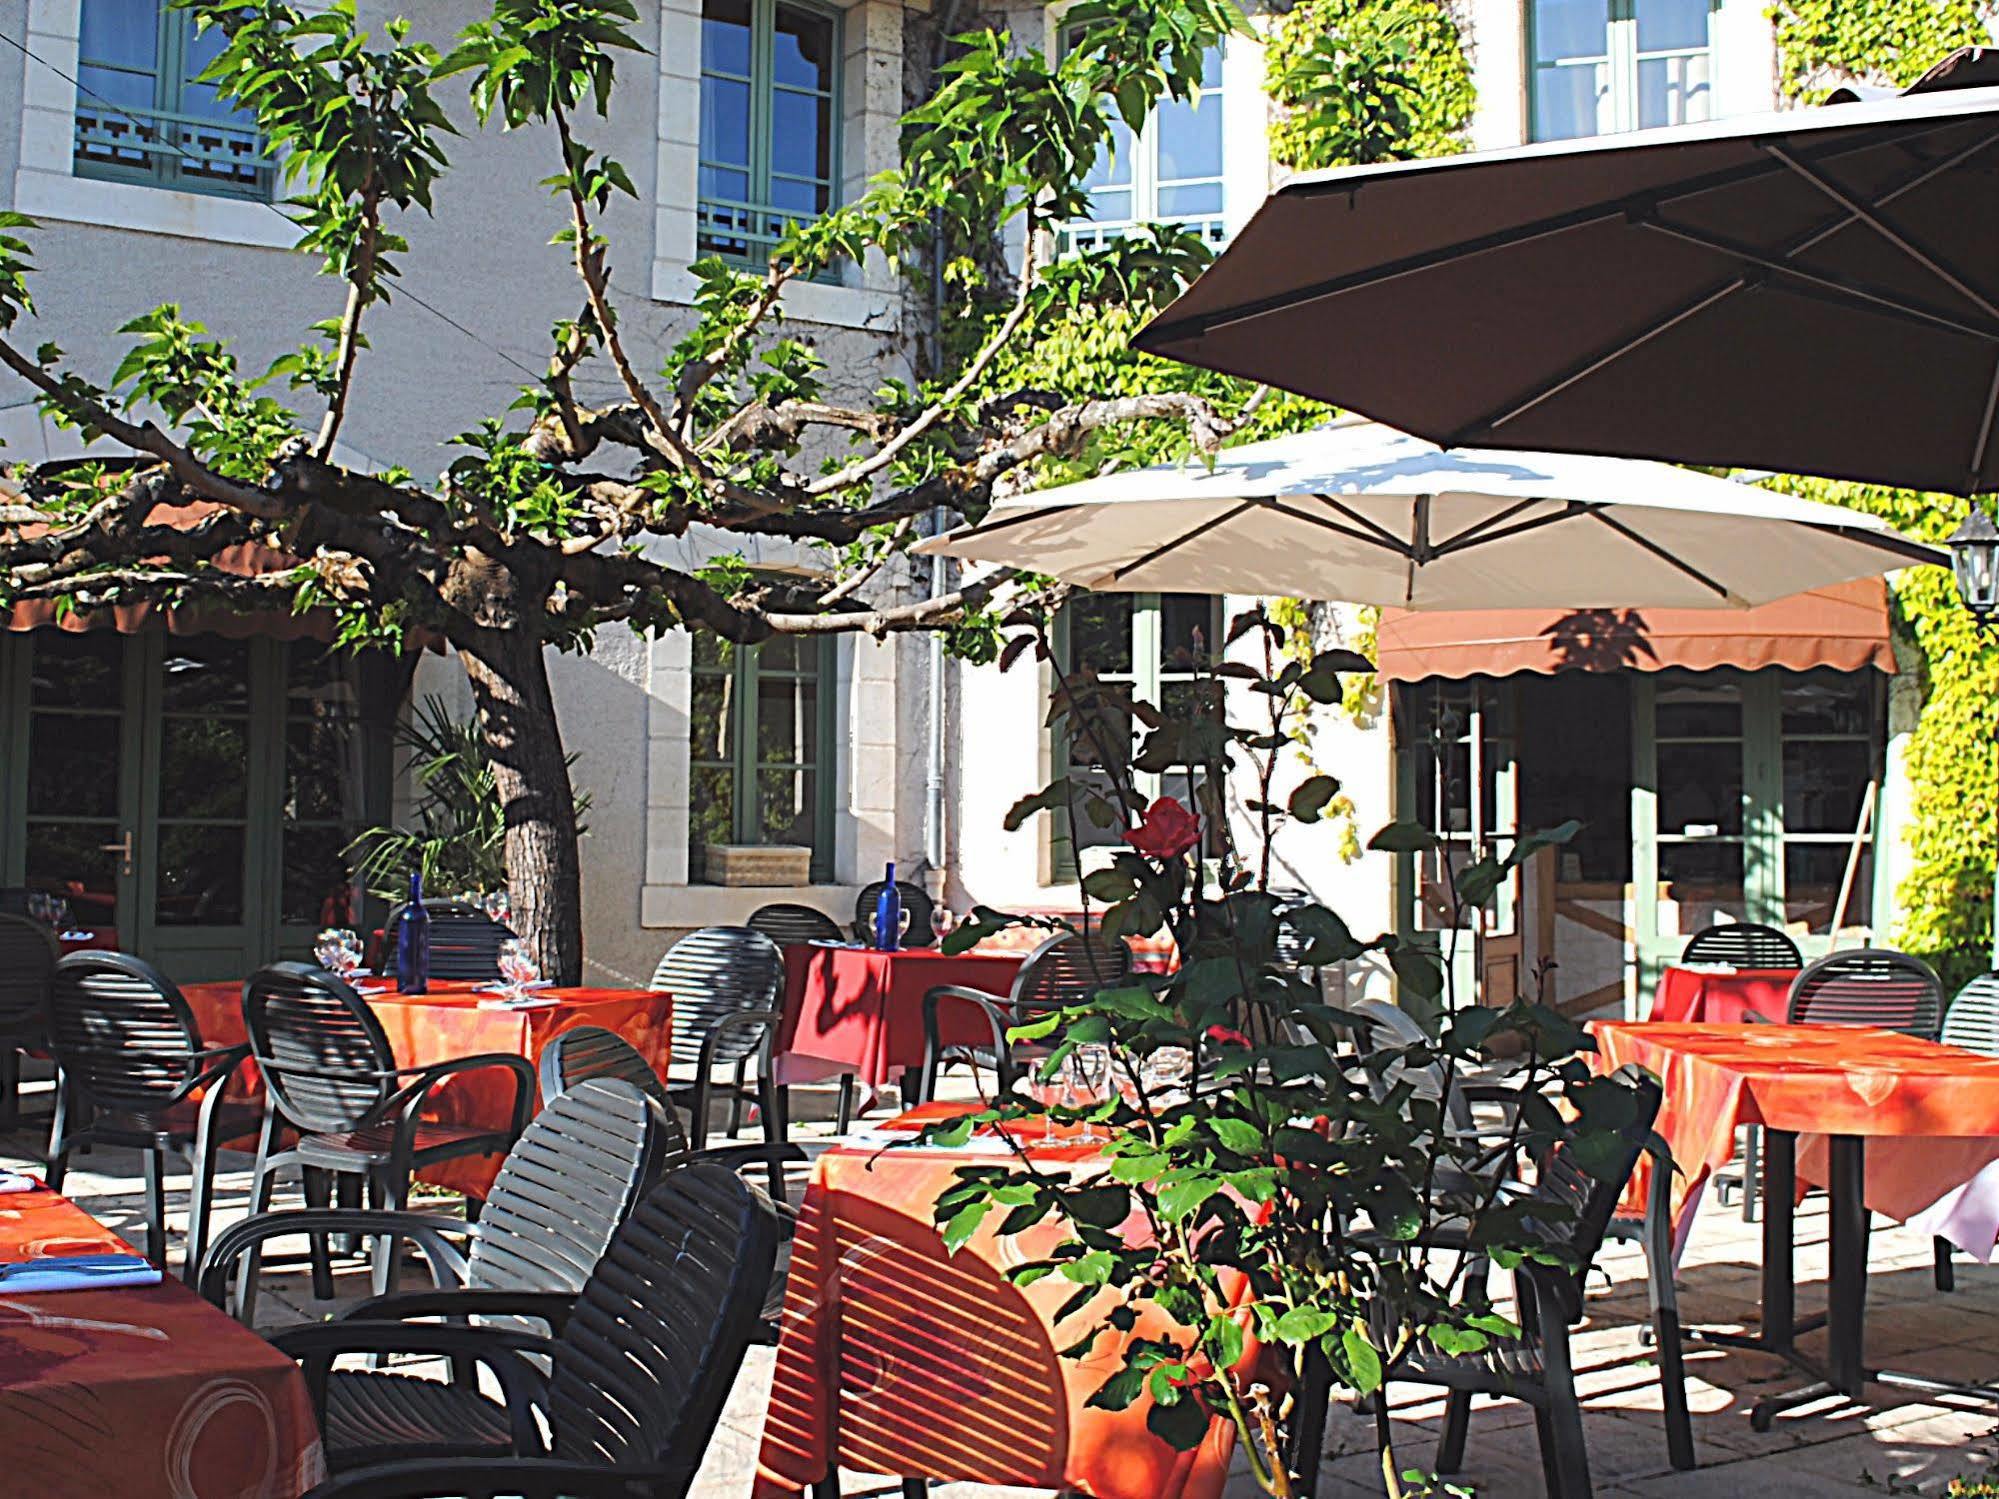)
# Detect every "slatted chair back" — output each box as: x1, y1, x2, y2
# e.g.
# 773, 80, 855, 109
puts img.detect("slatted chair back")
746, 903, 845, 947
548, 1163, 778, 1484
0, 913, 59, 1040
465, 1078, 674, 1295
650, 927, 786, 1069
1786, 948, 1943, 1038
1524, 1064, 1663, 1318
242, 962, 397, 1134
48, 952, 207, 1113
1680, 922, 1802, 969
852, 880, 936, 948
1349, 998, 1475, 1138
385, 900, 514, 983
538, 1025, 687, 1149
1942, 973, 1999, 1057
1010, 931, 1134, 1023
